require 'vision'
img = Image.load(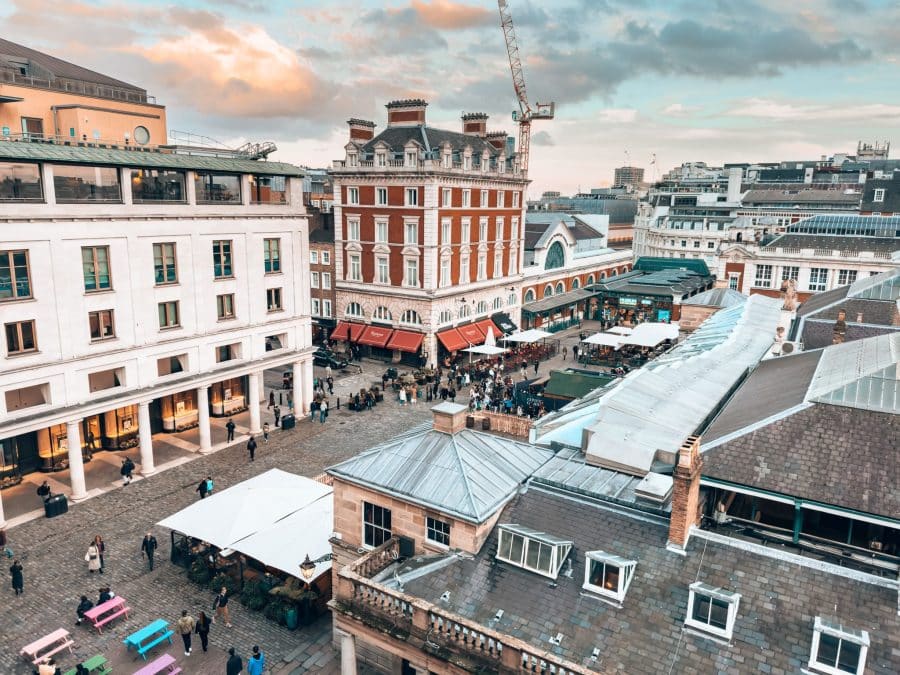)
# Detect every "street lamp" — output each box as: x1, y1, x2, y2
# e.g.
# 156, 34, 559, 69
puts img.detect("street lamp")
299, 553, 333, 581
